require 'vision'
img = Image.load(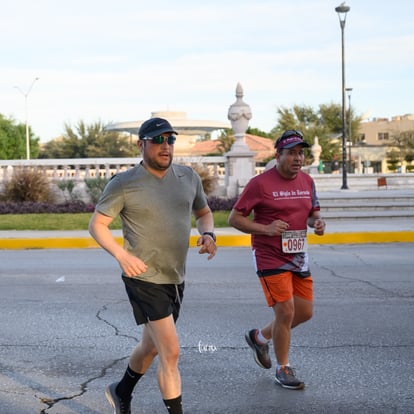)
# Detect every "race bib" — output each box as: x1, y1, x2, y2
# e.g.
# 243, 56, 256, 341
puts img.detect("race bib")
281, 230, 308, 253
